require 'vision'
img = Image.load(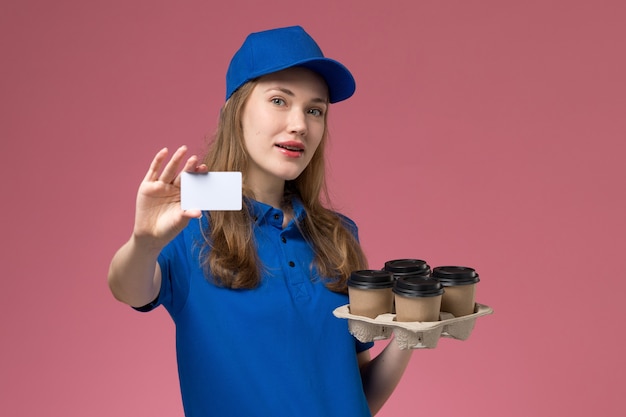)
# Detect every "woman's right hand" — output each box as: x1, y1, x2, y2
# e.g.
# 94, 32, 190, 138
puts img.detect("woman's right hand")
133, 145, 208, 249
